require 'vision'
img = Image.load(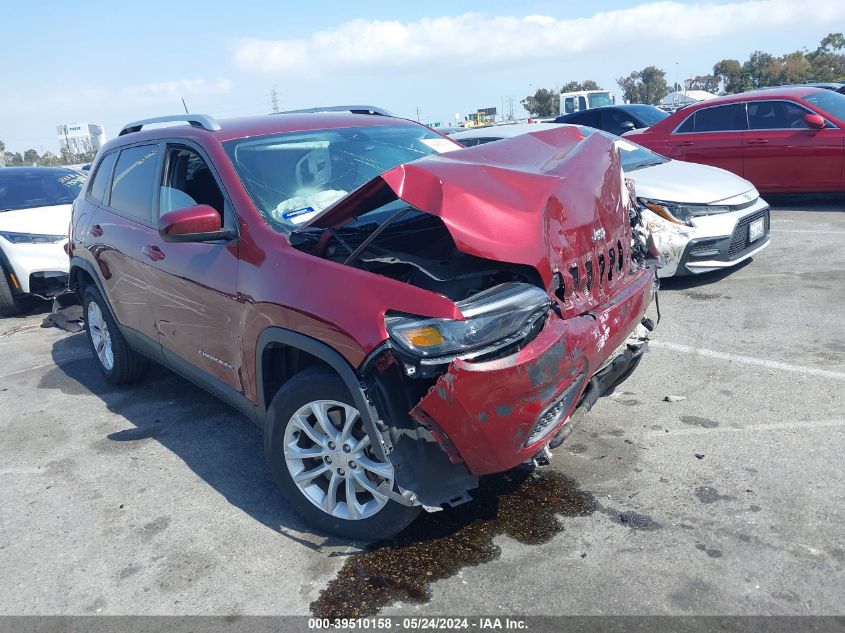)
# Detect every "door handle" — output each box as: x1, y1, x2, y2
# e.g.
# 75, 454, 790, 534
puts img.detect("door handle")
90, 224, 103, 237
678, 141, 694, 147
142, 245, 166, 262
746, 138, 768, 145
